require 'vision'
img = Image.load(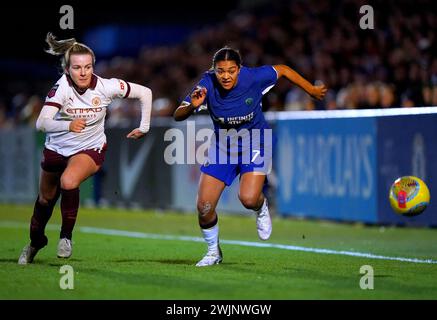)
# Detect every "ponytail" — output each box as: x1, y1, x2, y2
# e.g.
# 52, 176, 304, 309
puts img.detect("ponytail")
45, 32, 95, 71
